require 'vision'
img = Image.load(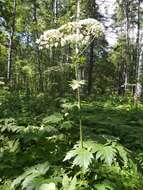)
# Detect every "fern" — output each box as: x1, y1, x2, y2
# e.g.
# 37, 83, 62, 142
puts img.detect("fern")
11, 162, 49, 190
0, 136, 20, 155
0, 118, 21, 133
0, 118, 58, 141
42, 113, 63, 124
6, 139, 20, 153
